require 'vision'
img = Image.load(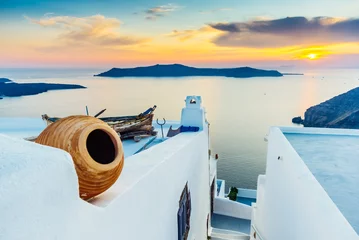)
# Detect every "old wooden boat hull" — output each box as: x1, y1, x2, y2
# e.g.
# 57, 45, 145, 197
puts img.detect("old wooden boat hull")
112, 114, 154, 133
41, 106, 157, 140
